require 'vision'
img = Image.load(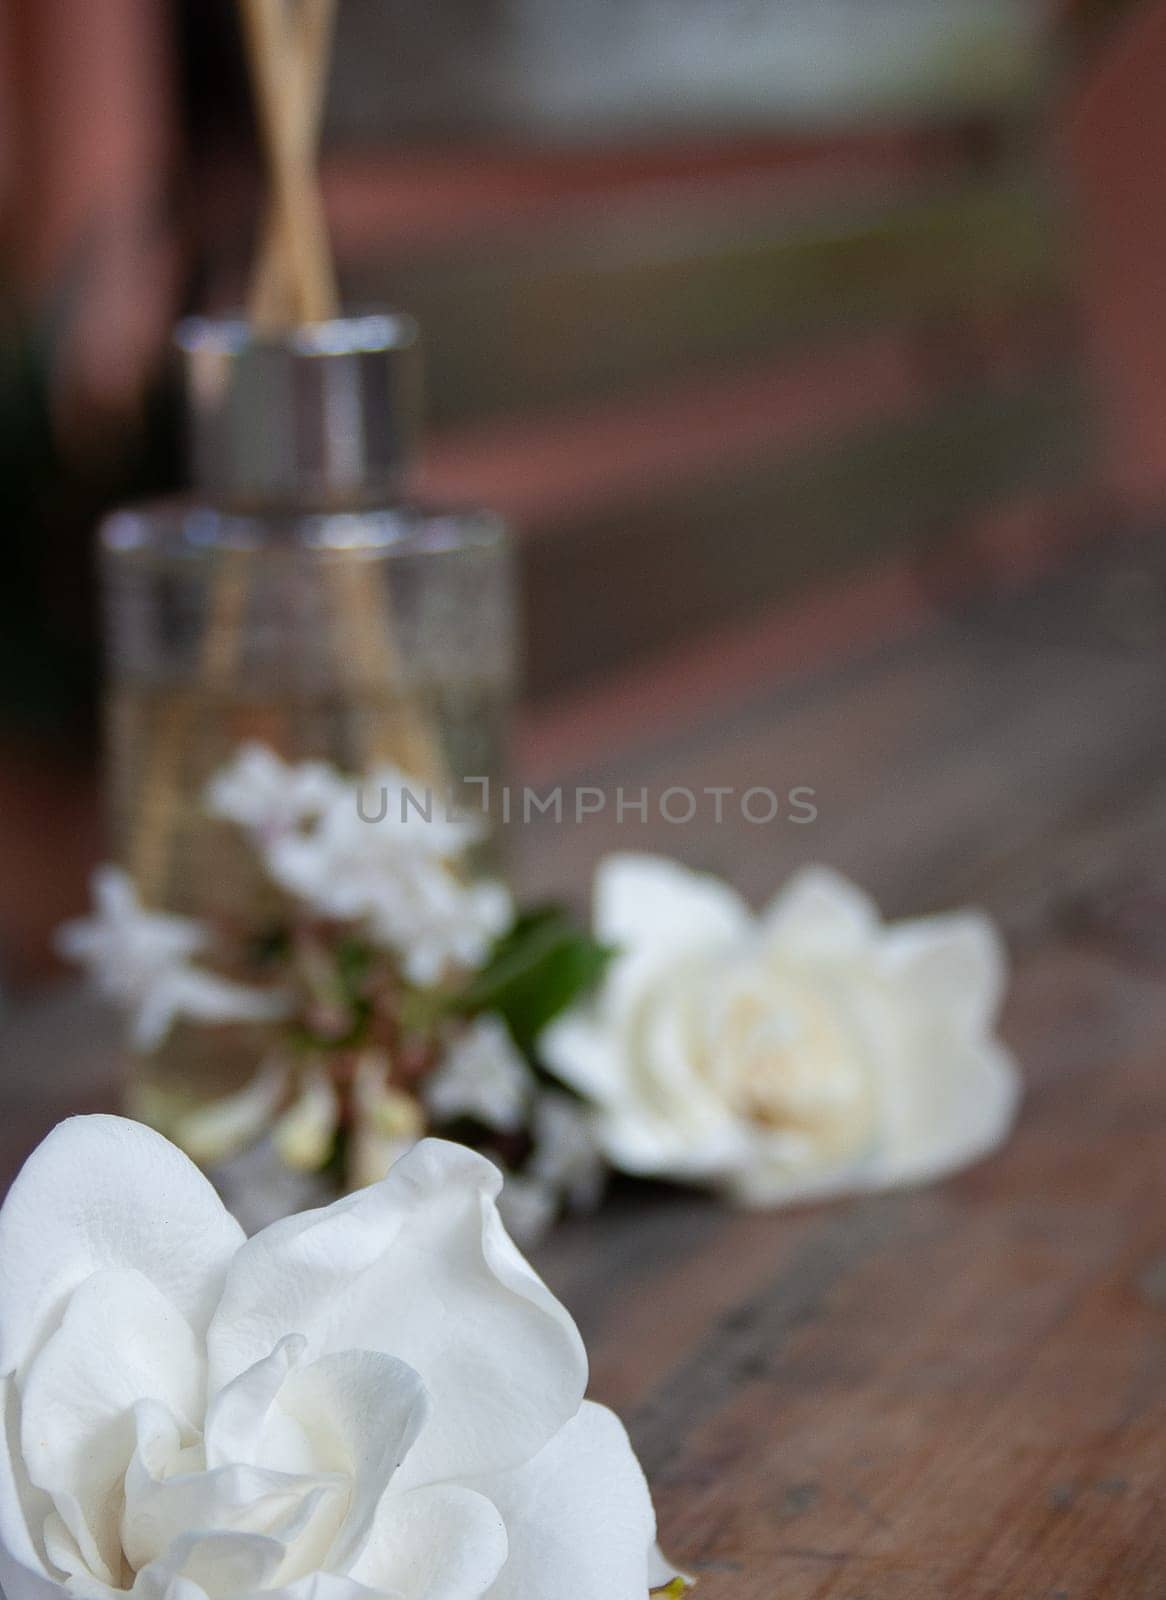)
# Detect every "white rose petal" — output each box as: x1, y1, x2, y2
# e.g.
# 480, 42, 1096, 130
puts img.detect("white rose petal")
206, 1141, 587, 1487
0, 1379, 54, 1600
271, 1348, 429, 1569
0, 1115, 244, 1381
347, 1484, 508, 1600
20, 1269, 206, 1584
542, 854, 1021, 1207
0, 1118, 670, 1600
473, 1401, 658, 1600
